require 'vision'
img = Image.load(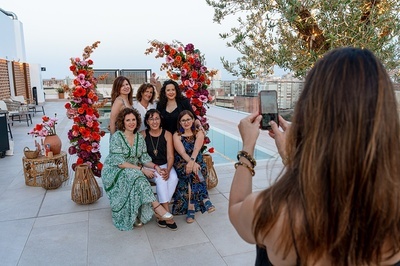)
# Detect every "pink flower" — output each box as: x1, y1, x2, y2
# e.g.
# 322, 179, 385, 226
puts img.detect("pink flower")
199, 95, 208, 103
91, 142, 100, 152
166, 55, 174, 63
